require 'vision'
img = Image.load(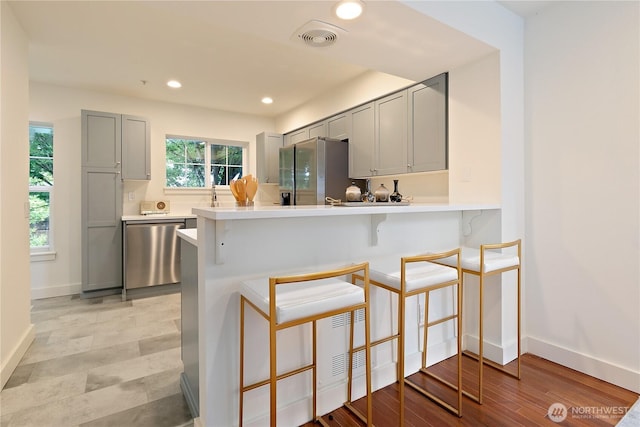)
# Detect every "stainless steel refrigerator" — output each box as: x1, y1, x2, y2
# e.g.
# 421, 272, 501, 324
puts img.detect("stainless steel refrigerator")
279, 137, 350, 205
